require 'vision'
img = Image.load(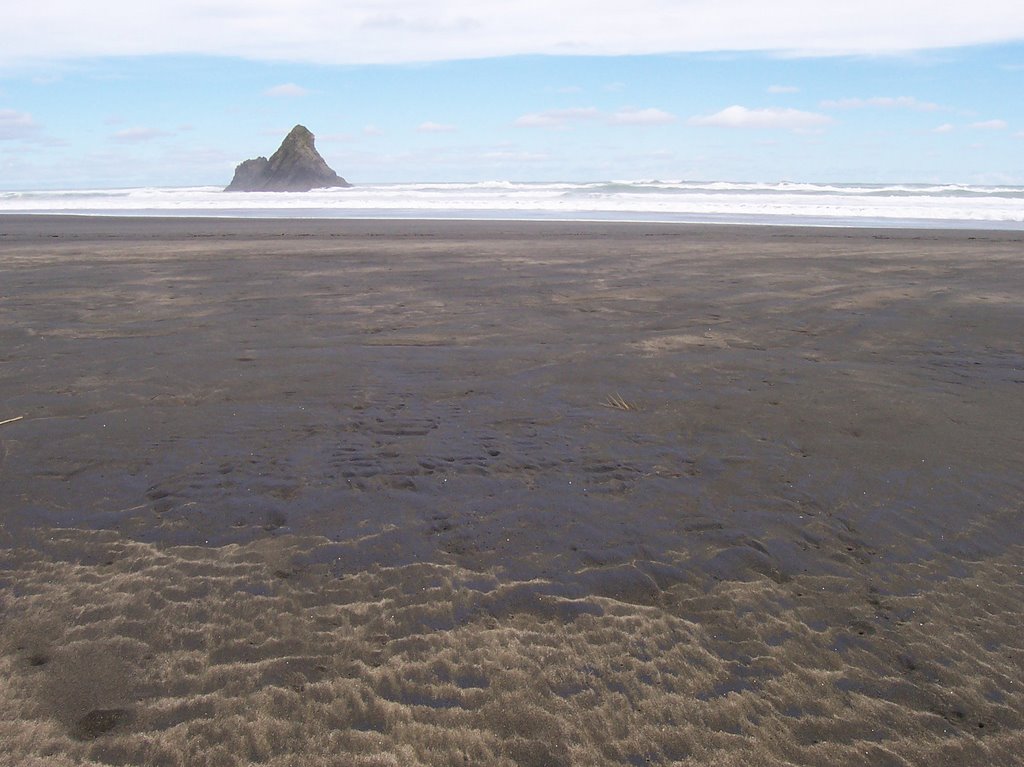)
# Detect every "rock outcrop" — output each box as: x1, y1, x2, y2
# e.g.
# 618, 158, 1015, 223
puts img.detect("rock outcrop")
225, 125, 351, 192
